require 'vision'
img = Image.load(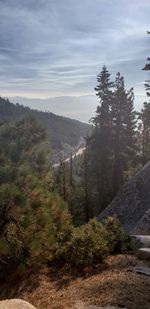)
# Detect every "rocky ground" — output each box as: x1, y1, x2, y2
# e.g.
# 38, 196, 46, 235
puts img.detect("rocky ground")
0, 255, 150, 309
